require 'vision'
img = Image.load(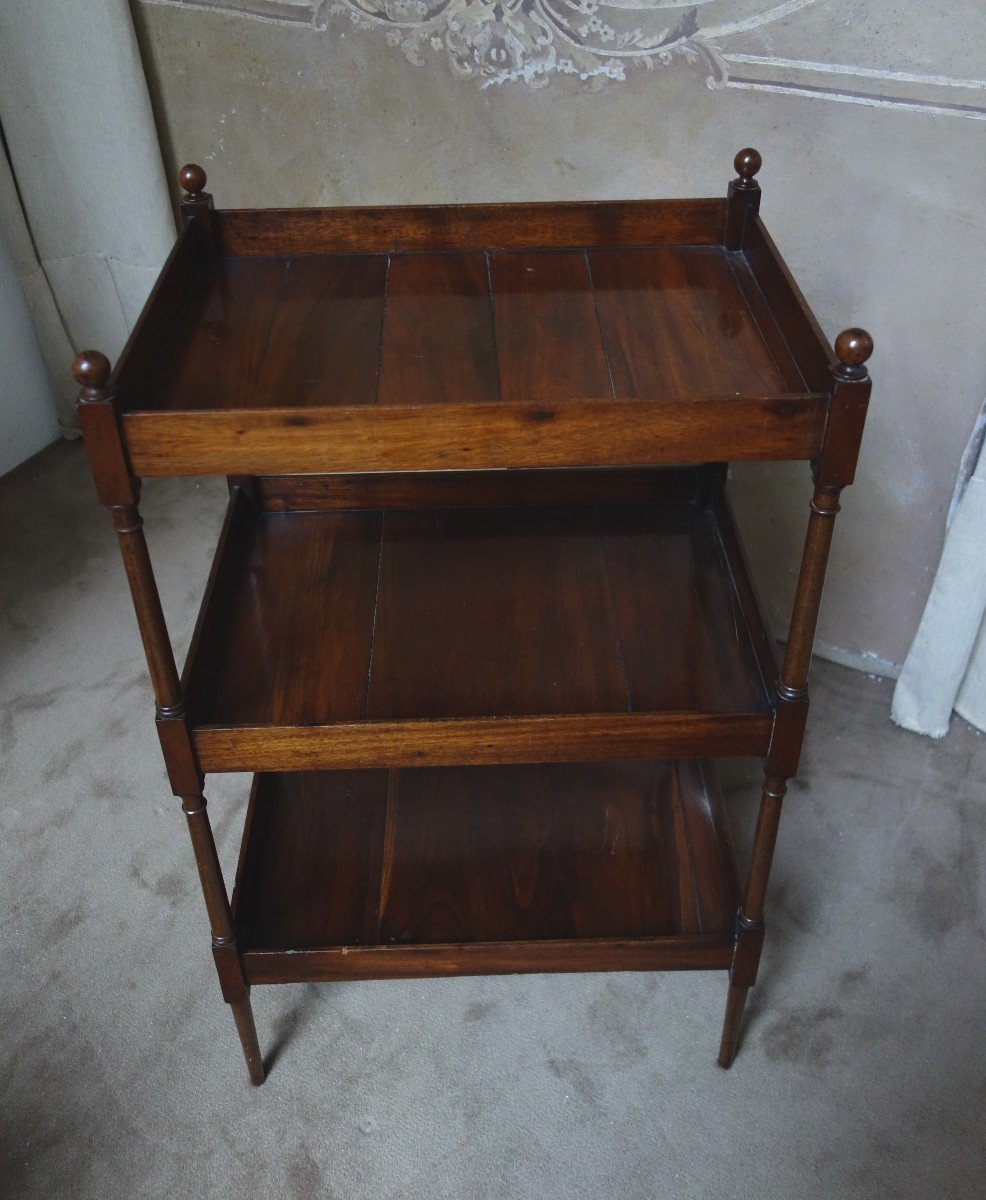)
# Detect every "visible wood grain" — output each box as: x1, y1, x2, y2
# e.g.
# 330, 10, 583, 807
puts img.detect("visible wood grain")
252, 254, 388, 407
181, 484, 255, 720
600, 505, 770, 713
76, 398, 138, 508
187, 497, 775, 766
235, 771, 389, 949
242, 936, 734, 983
490, 250, 613, 403
234, 760, 739, 963
365, 506, 626, 720
256, 467, 703, 511
113, 221, 208, 412
146, 256, 288, 411
192, 509, 382, 726
376, 762, 698, 943
122, 394, 827, 475
675, 759, 740, 935
724, 254, 806, 393
709, 489, 780, 694
193, 712, 772, 772
589, 247, 788, 397
743, 215, 834, 393
815, 343, 873, 488
216, 198, 728, 256
377, 253, 500, 406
